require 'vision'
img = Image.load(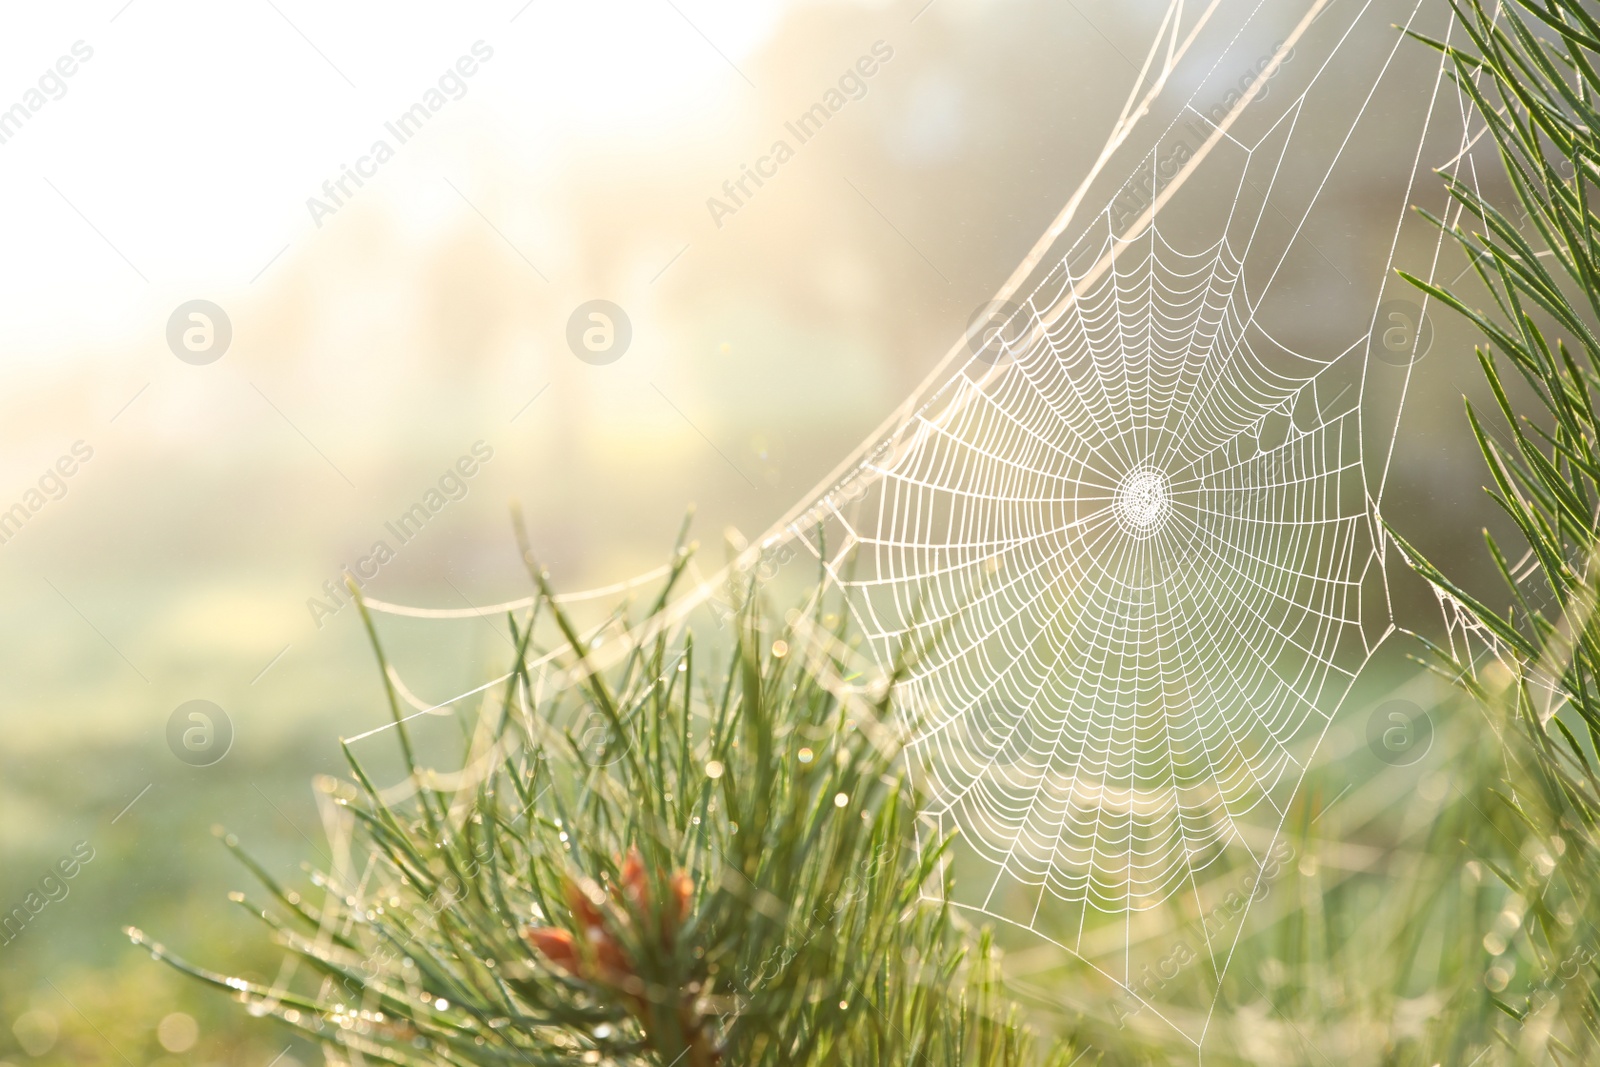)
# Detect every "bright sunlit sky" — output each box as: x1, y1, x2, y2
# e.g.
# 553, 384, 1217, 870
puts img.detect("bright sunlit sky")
0, 0, 812, 349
